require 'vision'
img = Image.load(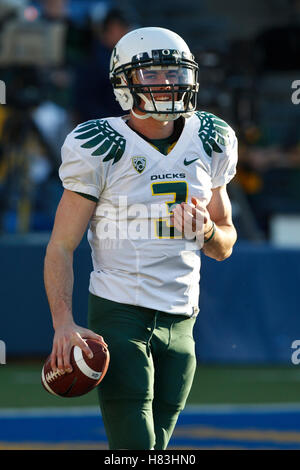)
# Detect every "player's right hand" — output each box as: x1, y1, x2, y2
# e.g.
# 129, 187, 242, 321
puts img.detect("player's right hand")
50, 321, 107, 374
